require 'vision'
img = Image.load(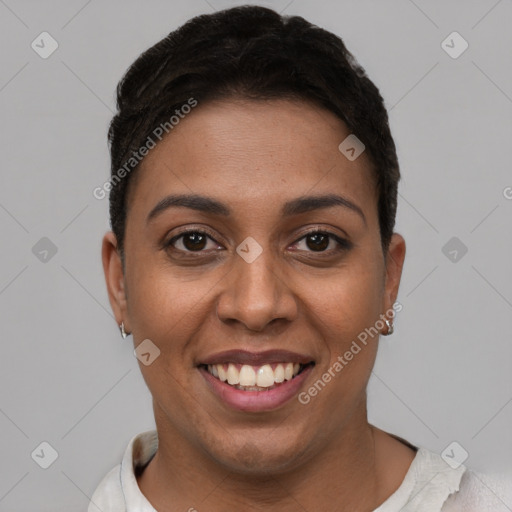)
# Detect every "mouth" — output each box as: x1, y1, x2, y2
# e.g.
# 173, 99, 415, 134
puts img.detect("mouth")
199, 362, 314, 391
197, 350, 315, 412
